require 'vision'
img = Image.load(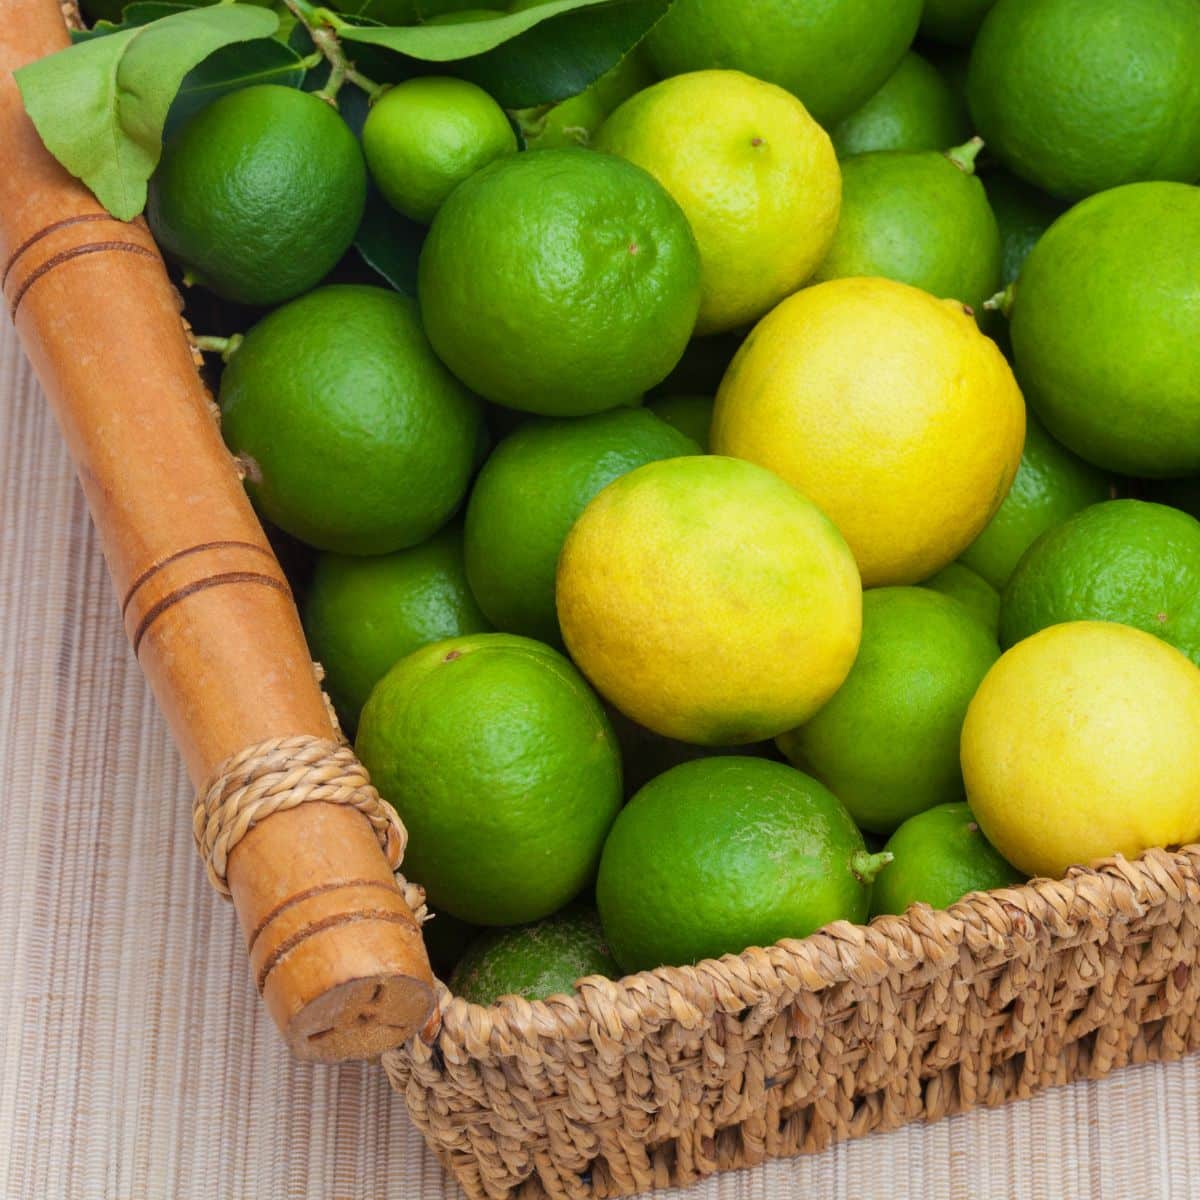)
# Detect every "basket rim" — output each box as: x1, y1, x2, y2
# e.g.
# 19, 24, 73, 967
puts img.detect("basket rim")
393, 841, 1200, 1064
